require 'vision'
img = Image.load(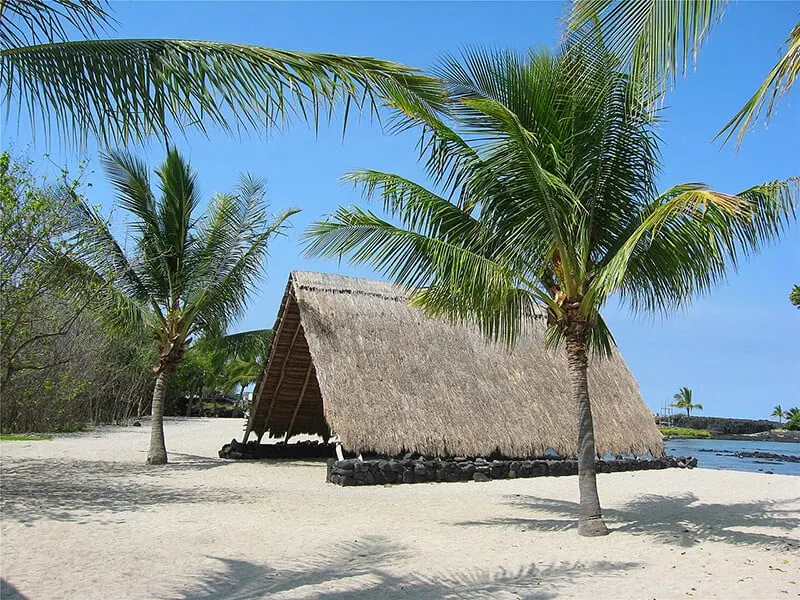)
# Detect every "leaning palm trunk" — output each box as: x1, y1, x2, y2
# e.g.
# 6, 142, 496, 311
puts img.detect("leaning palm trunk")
147, 370, 169, 464
565, 327, 609, 537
